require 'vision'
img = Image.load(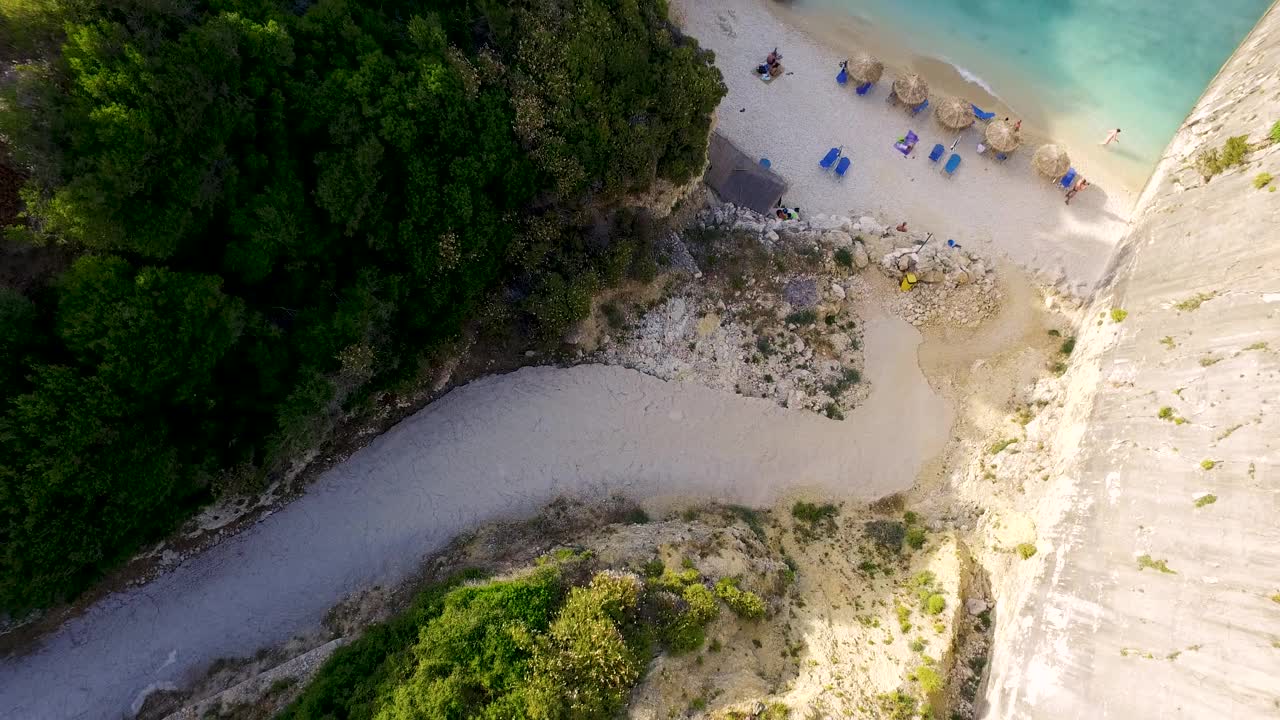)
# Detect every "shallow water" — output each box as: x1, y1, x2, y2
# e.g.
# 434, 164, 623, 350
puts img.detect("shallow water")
802, 0, 1270, 188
